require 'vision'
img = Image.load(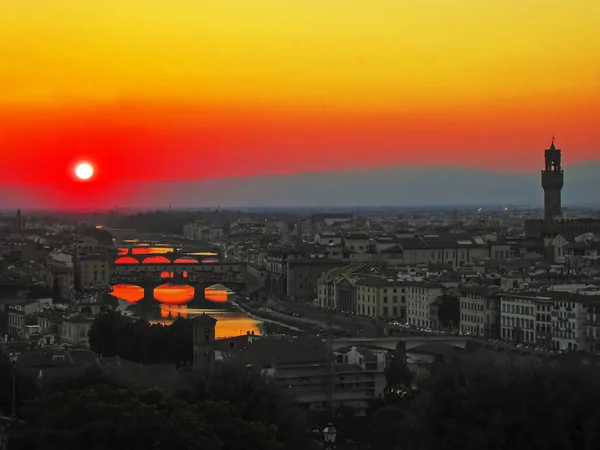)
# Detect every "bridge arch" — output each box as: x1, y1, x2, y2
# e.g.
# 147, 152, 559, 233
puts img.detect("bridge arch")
331, 336, 472, 352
